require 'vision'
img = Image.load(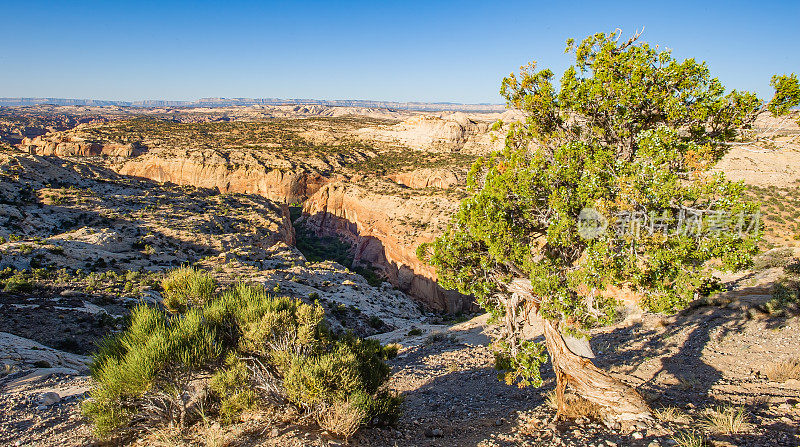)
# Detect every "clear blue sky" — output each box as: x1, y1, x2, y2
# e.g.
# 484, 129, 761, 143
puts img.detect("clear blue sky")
1, 0, 797, 103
